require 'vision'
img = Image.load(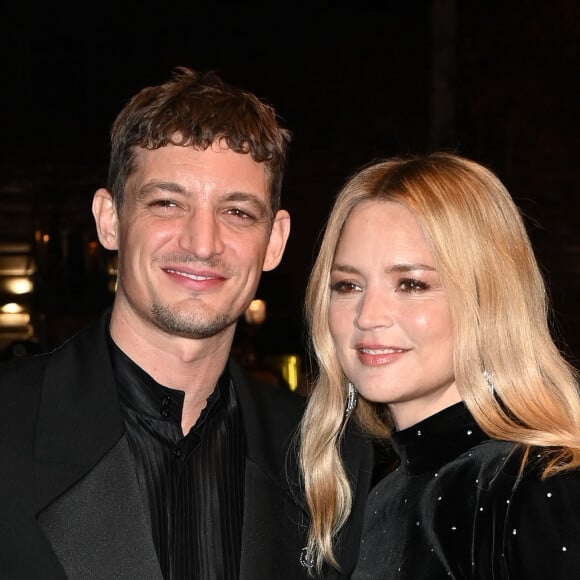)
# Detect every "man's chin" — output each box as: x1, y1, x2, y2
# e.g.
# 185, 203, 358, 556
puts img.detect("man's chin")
151, 307, 236, 340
